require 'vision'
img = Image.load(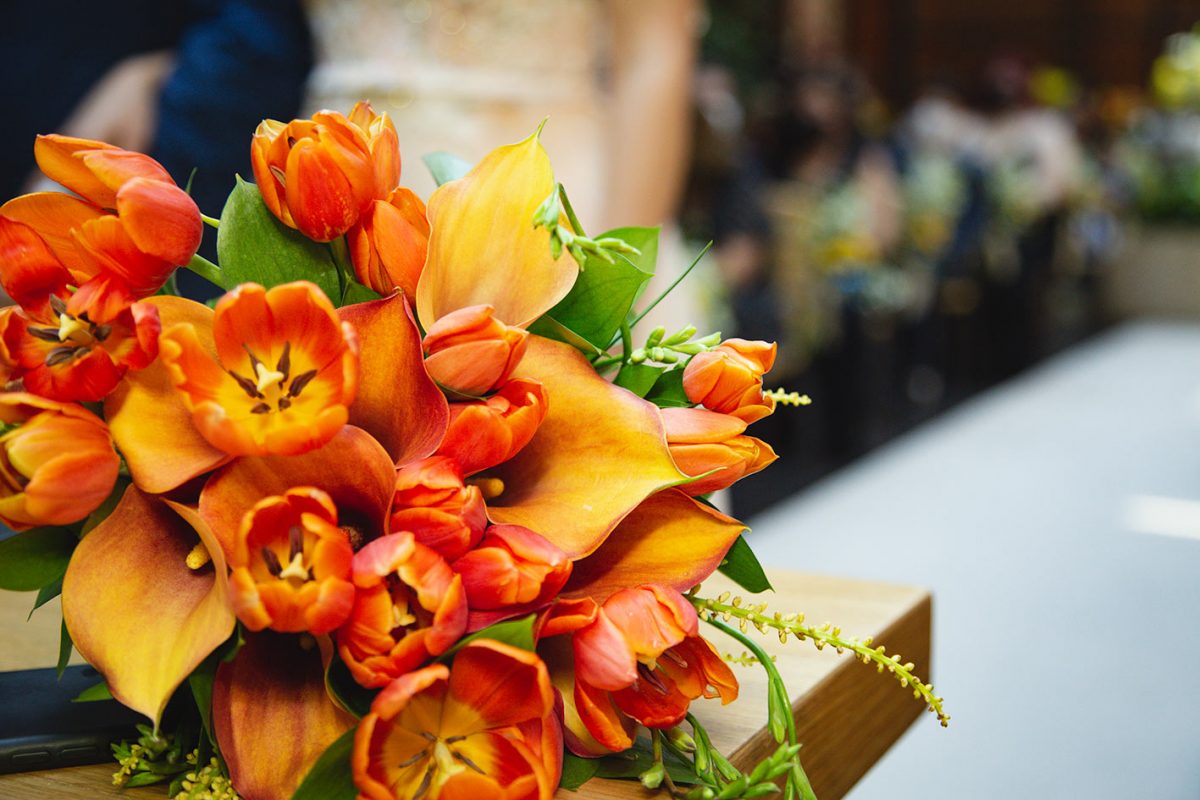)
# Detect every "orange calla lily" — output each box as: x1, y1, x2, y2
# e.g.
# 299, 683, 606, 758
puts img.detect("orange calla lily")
337, 531, 467, 688
562, 488, 745, 604
213, 632, 355, 800
228, 487, 355, 635
348, 186, 430, 298
0, 392, 119, 530
437, 378, 547, 476
159, 281, 358, 457
487, 336, 688, 559
416, 128, 578, 329
251, 102, 399, 241
661, 406, 777, 496
61, 487, 236, 725
423, 304, 529, 397
352, 640, 559, 800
